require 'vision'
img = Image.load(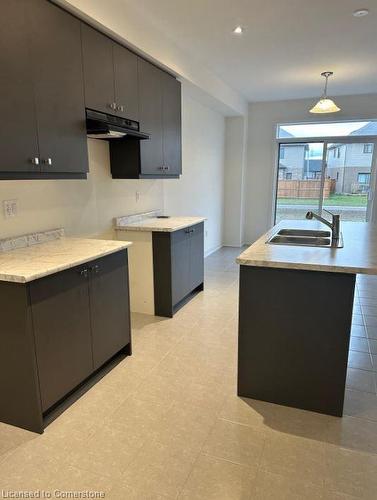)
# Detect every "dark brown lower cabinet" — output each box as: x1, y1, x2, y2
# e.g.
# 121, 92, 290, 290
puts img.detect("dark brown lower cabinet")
152, 223, 204, 317
0, 250, 131, 433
